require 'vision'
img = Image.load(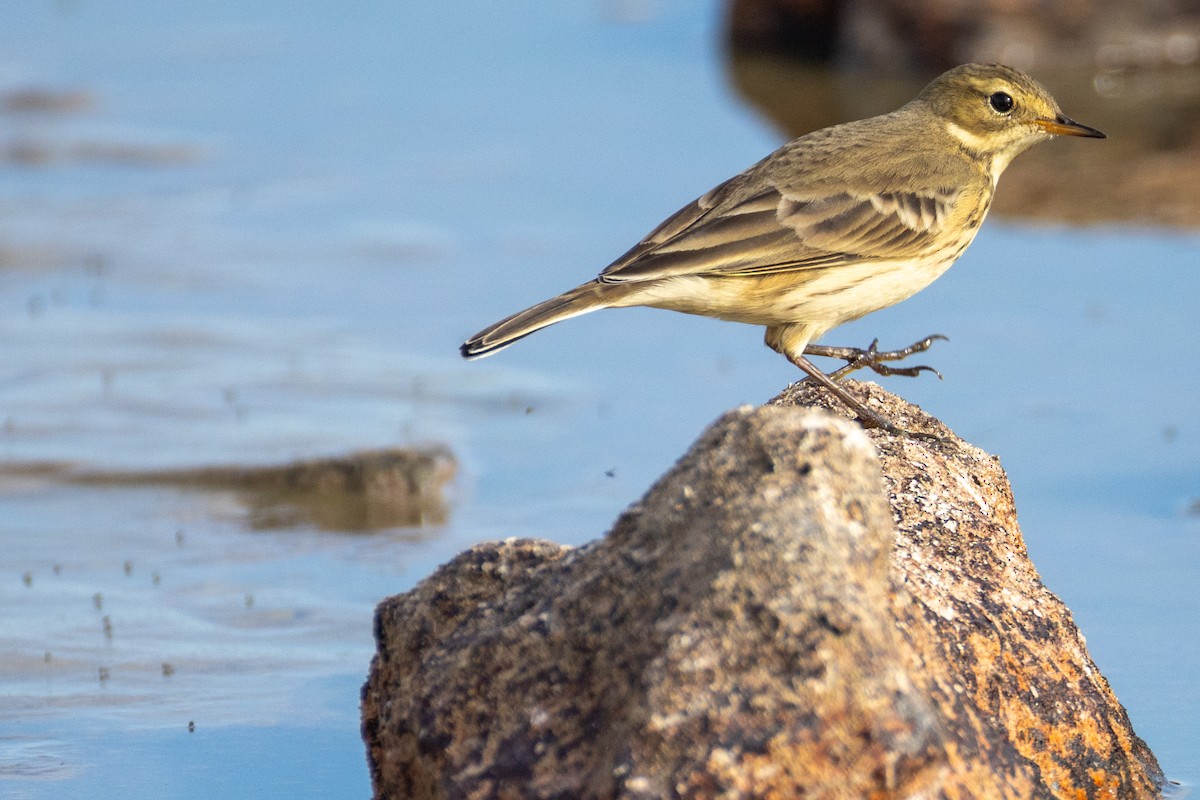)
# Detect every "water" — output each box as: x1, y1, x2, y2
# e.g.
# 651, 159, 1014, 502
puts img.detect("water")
1, 1, 1197, 796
